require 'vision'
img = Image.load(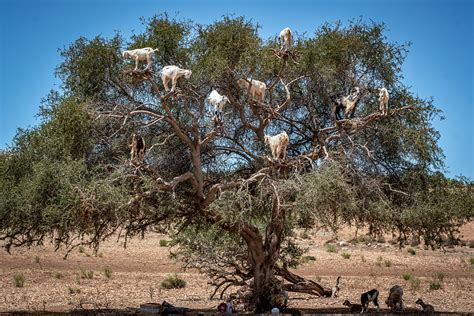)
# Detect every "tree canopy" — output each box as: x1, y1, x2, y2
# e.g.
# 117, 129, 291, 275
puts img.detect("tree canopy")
1, 15, 472, 312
